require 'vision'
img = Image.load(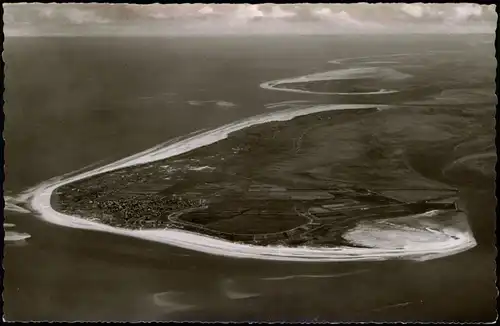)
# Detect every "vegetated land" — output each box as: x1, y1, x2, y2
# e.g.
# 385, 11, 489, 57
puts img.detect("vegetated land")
53, 104, 491, 247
